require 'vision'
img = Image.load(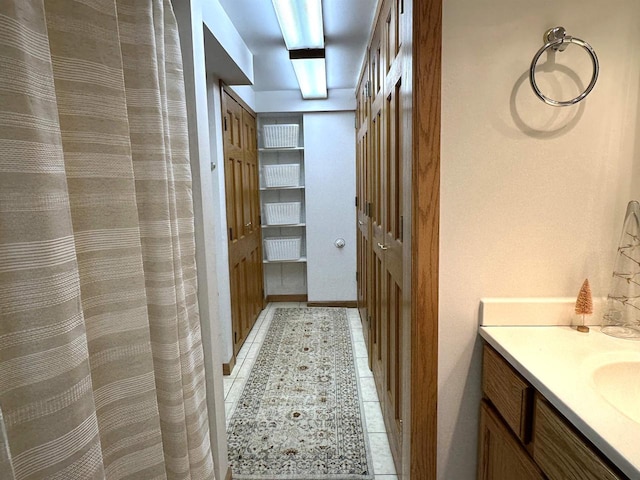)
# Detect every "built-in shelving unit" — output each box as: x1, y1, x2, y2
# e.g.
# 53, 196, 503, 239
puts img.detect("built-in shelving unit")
258, 147, 304, 152
259, 186, 305, 191
258, 113, 307, 298
261, 223, 306, 228
263, 256, 307, 264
